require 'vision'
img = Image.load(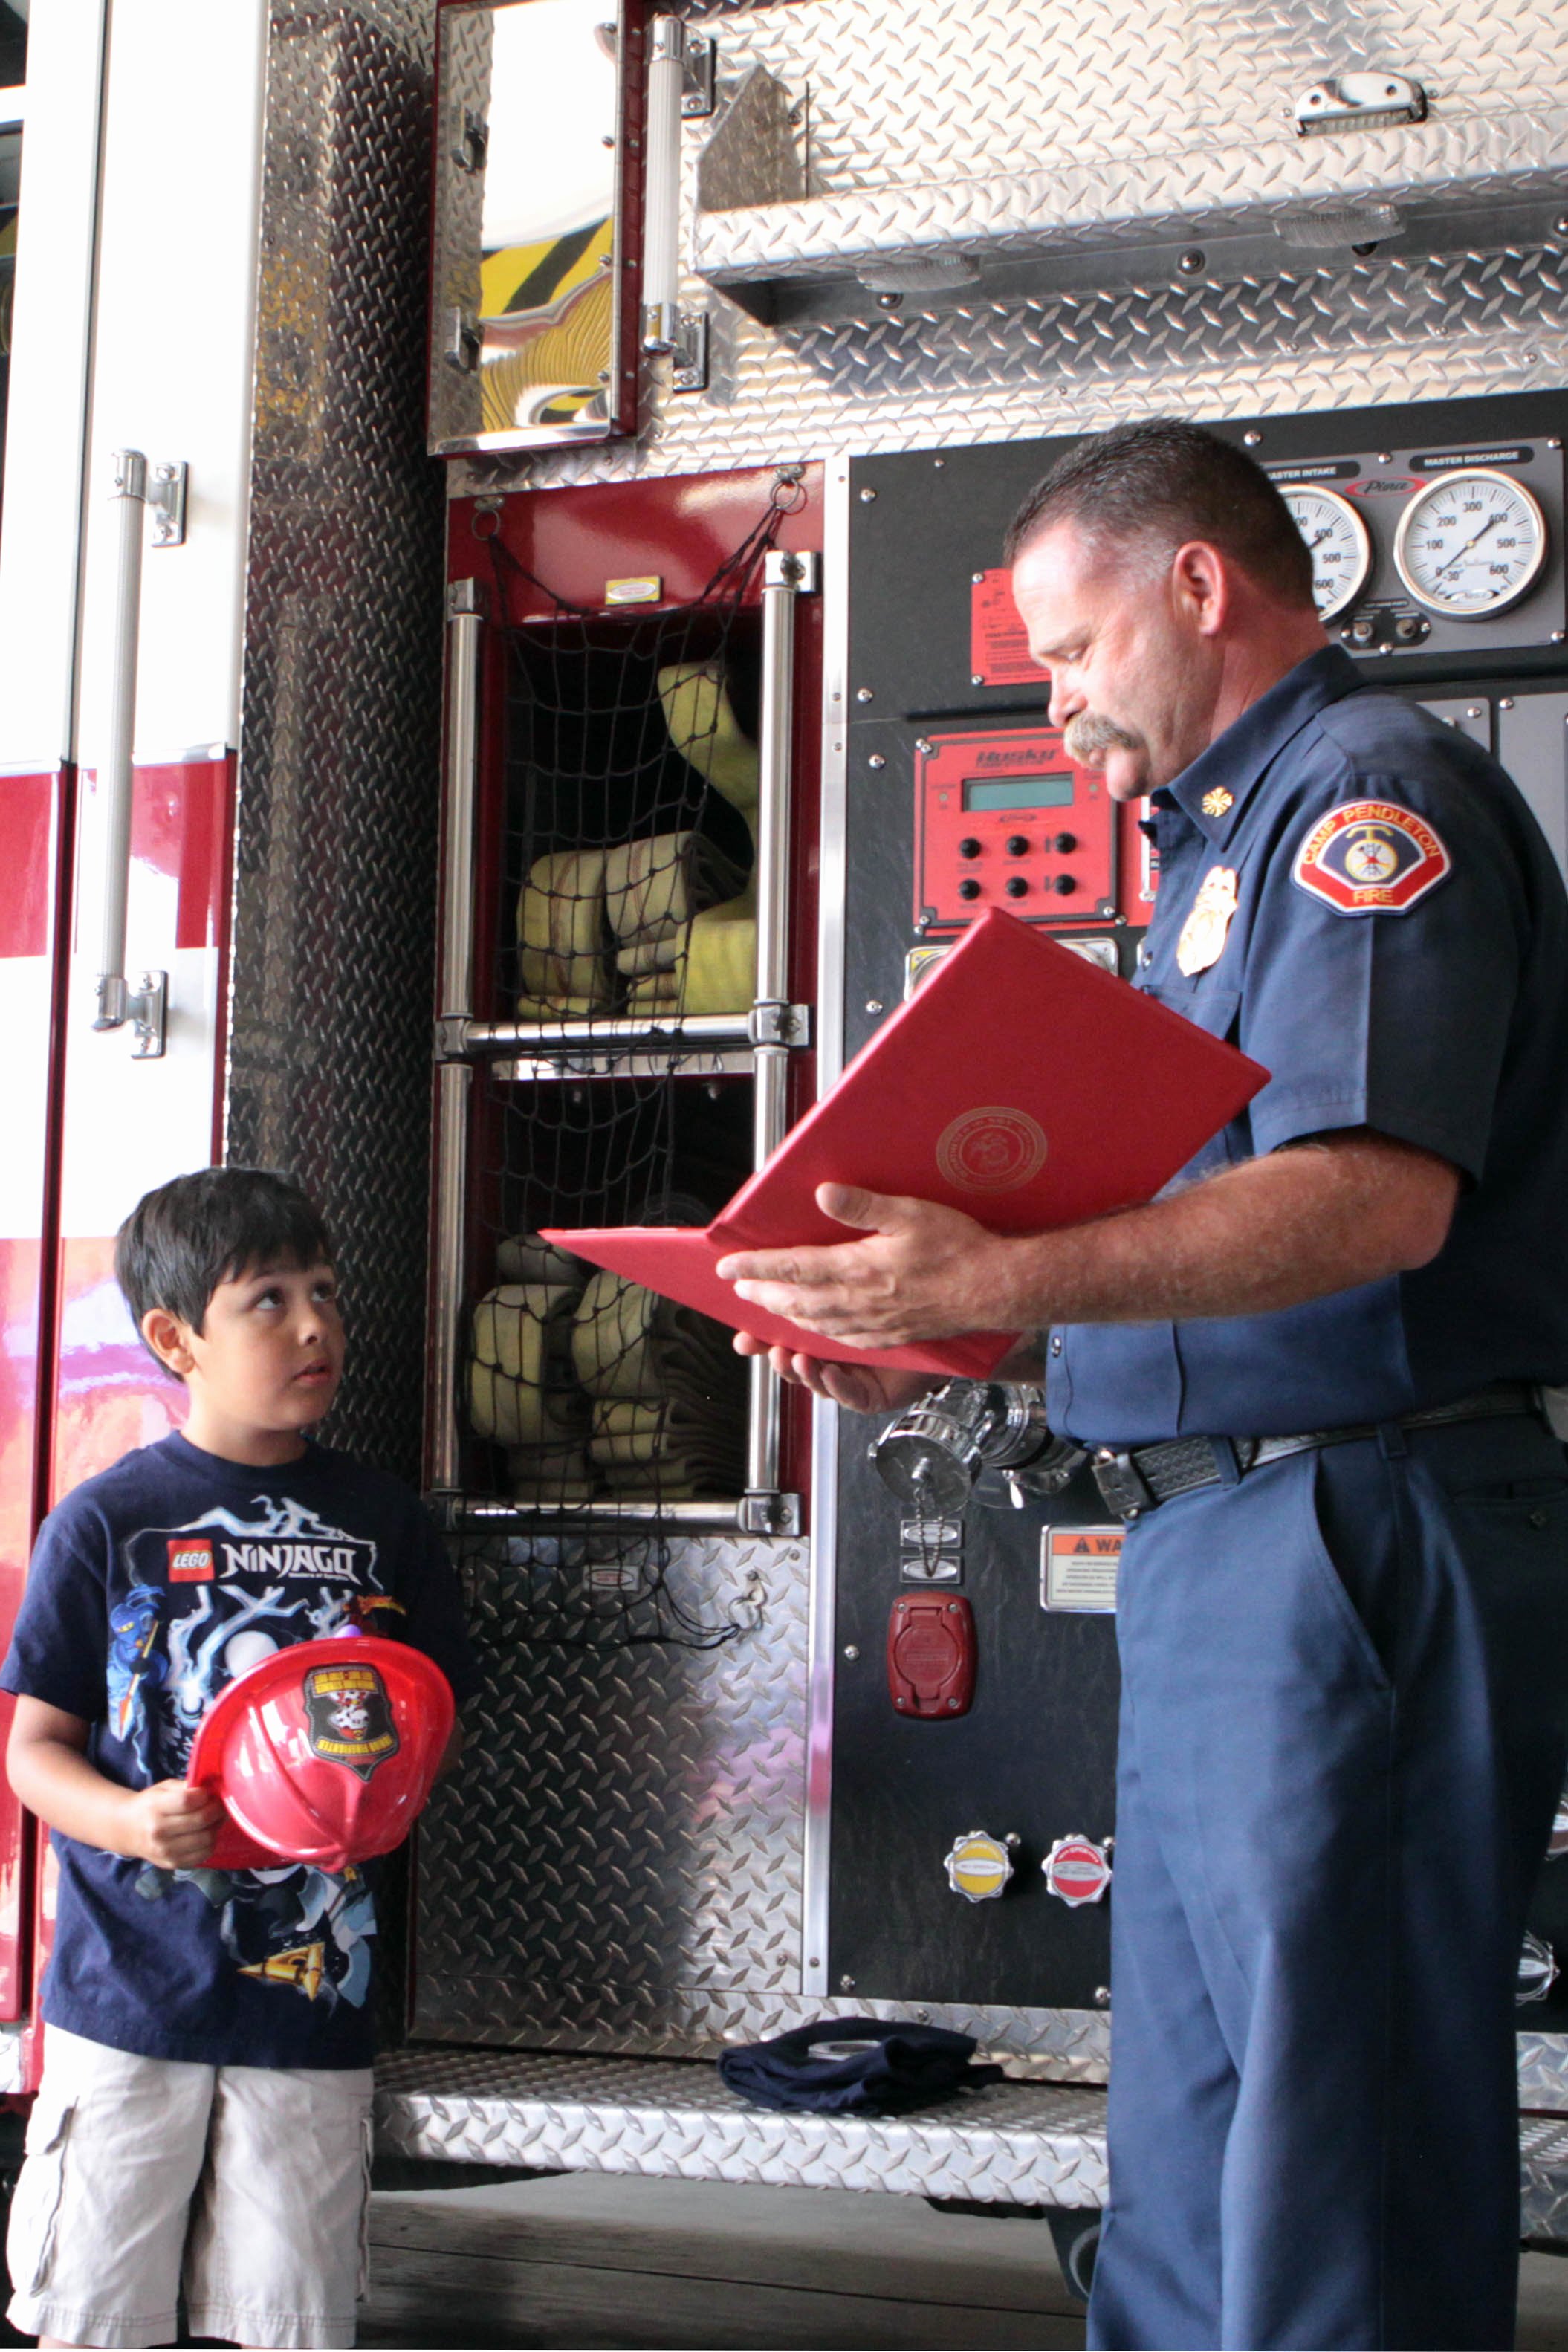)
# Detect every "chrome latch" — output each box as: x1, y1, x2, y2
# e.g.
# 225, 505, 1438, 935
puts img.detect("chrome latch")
1294, 73, 1427, 136
748, 1000, 811, 1048
739, 1489, 802, 1537
146, 463, 187, 548
762, 548, 818, 594
94, 968, 167, 1059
